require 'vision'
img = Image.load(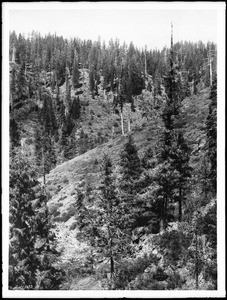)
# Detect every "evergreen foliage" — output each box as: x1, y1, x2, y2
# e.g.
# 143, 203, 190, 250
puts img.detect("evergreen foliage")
118, 135, 143, 231
155, 31, 192, 230
9, 151, 64, 290
33, 188, 65, 289
9, 152, 38, 289
8, 30, 218, 291
206, 77, 217, 195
